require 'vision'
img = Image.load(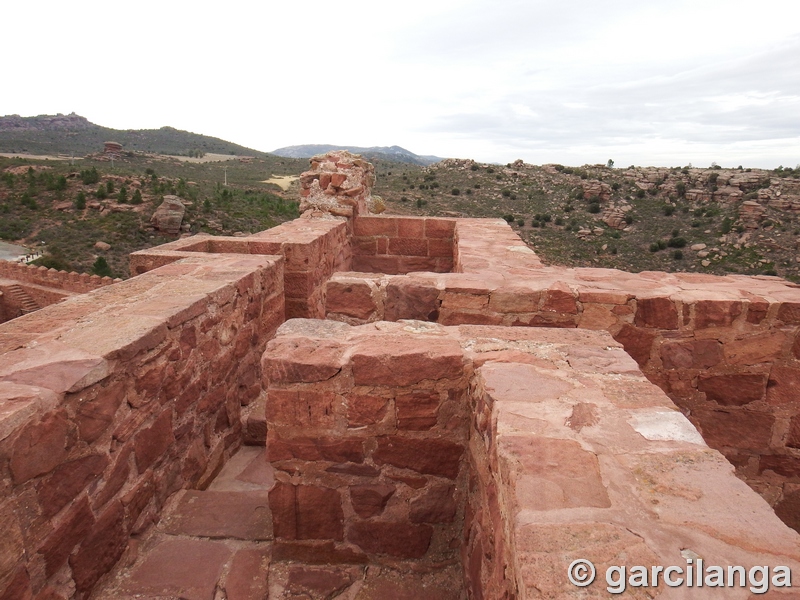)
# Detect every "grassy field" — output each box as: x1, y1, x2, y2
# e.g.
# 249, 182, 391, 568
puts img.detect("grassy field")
2, 148, 799, 282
